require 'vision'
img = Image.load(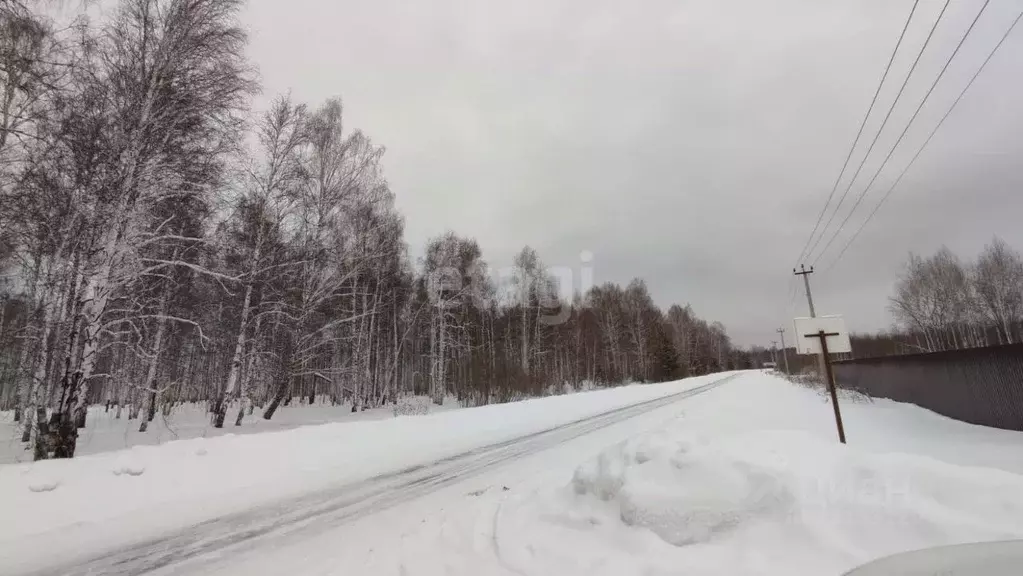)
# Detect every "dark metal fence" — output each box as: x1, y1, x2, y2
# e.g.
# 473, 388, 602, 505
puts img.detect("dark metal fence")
832, 343, 1023, 432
